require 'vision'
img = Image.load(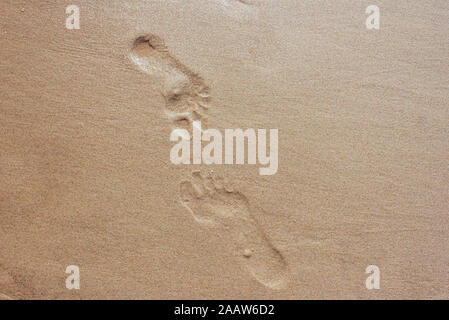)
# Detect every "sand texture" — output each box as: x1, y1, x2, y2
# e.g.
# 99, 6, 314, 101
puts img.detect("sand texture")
0, 0, 448, 299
